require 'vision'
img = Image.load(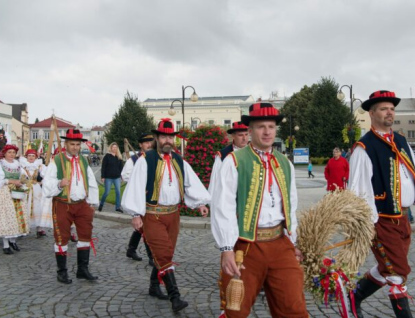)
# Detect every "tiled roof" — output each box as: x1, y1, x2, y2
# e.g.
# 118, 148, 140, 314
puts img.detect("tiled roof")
396, 98, 415, 112
30, 117, 76, 128
144, 95, 252, 103
91, 126, 105, 131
